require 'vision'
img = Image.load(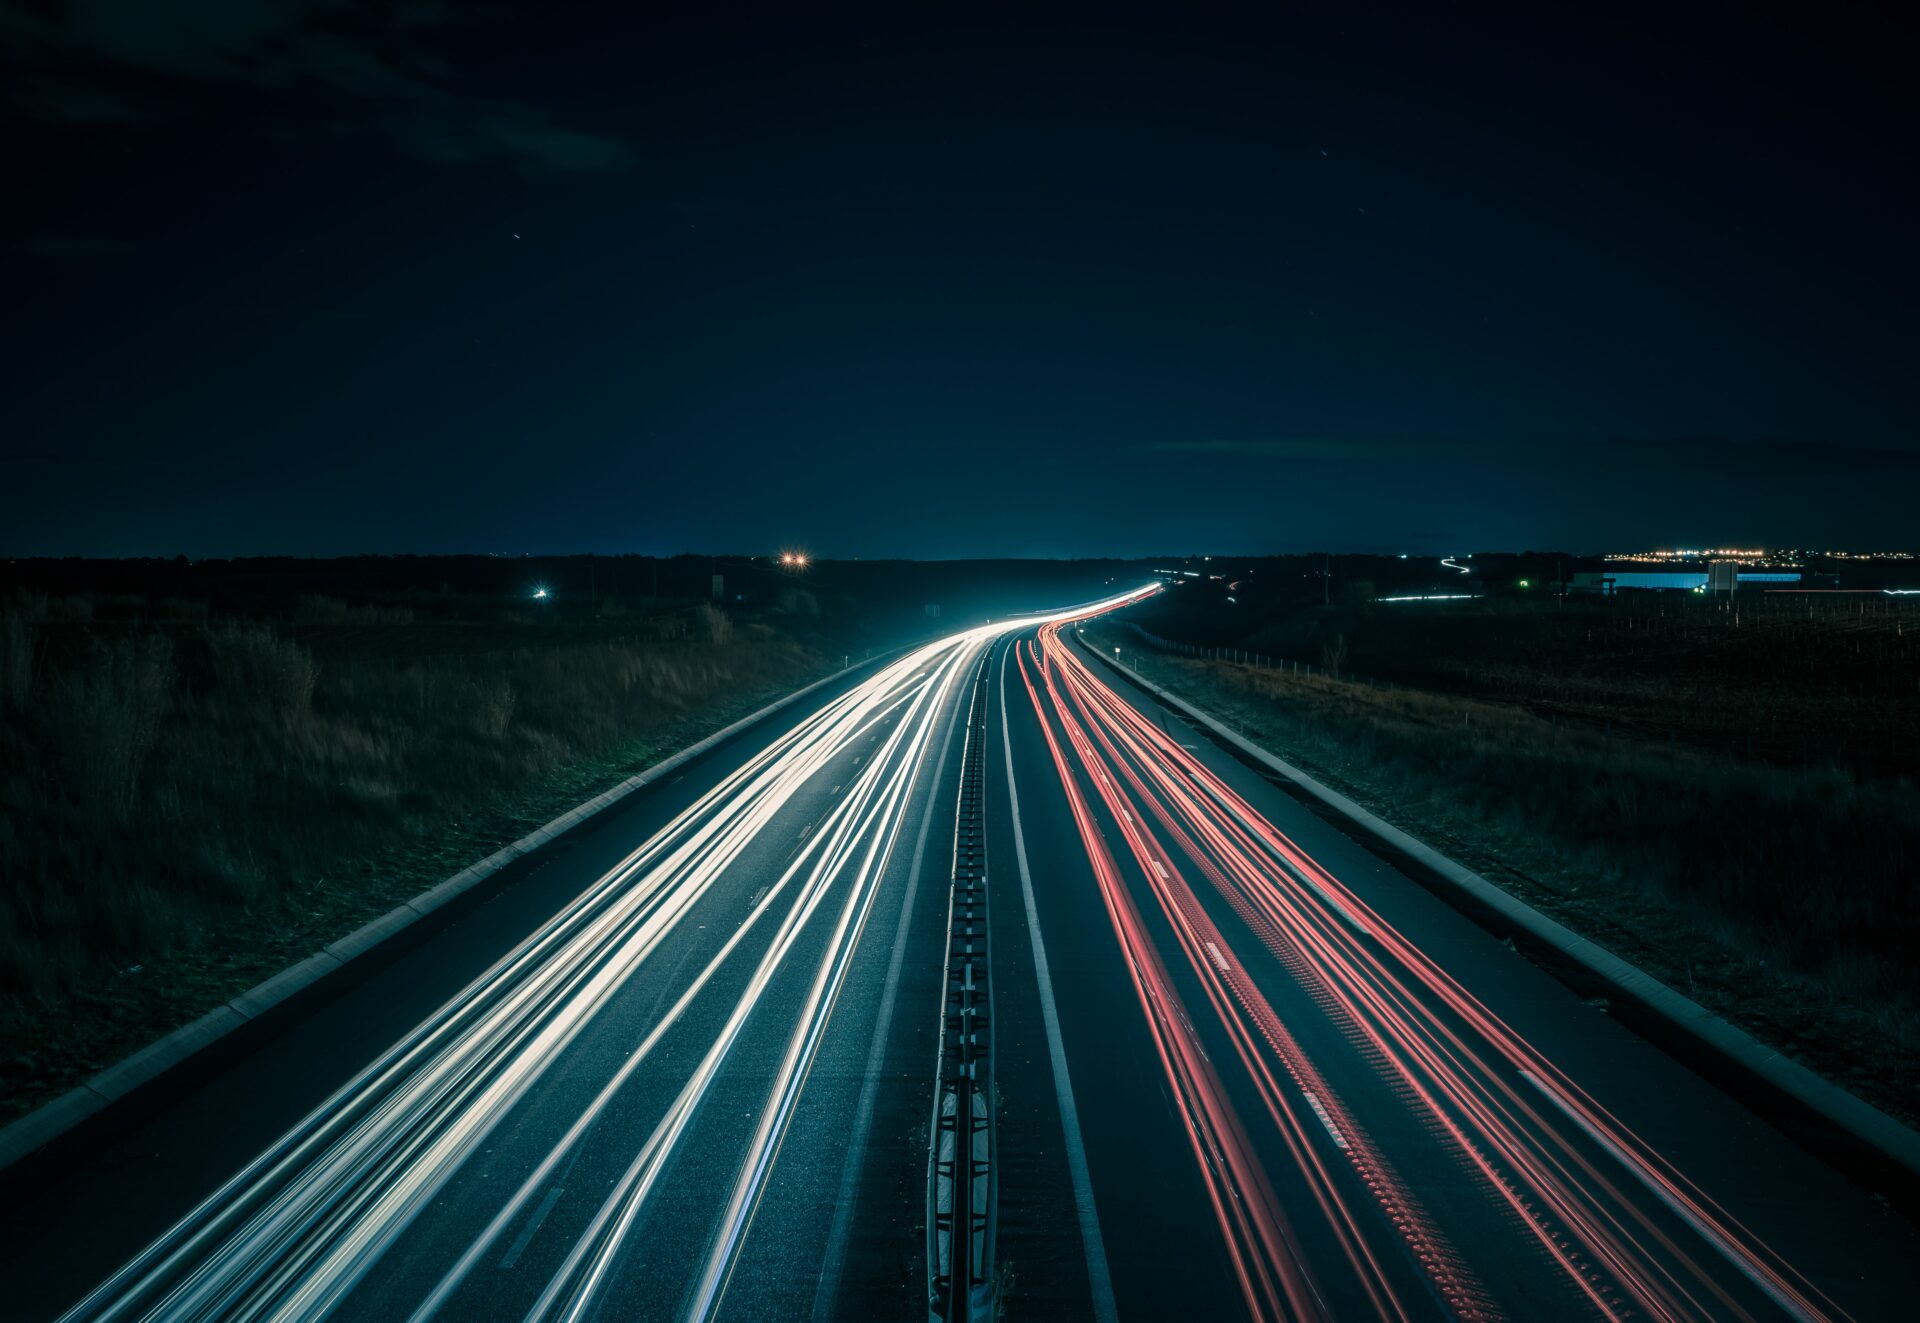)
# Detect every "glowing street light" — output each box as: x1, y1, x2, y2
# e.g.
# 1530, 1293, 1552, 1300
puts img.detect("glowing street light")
532, 586, 550, 600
